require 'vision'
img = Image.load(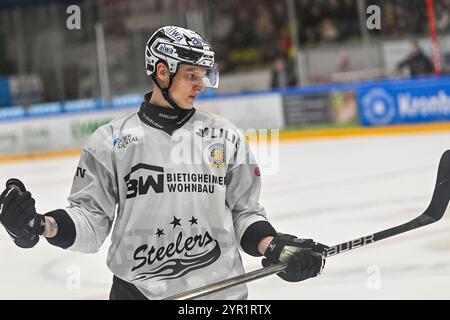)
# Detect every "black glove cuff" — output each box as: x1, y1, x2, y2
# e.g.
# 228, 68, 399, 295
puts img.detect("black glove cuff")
44, 209, 76, 249
241, 221, 277, 257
